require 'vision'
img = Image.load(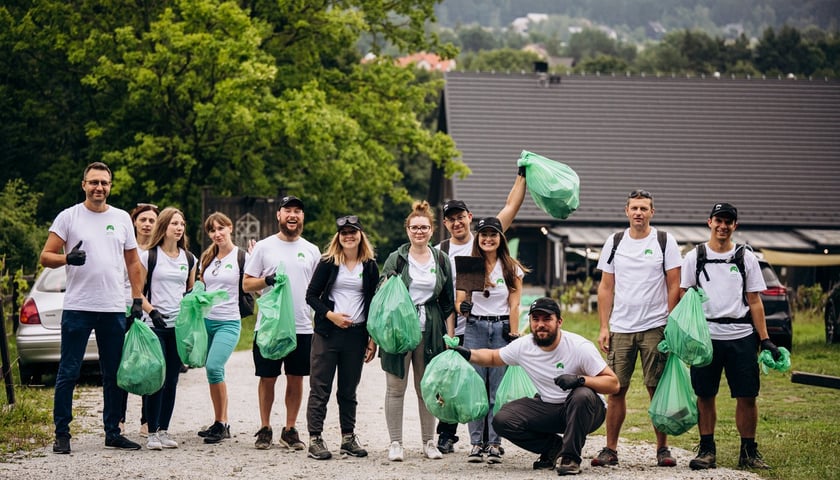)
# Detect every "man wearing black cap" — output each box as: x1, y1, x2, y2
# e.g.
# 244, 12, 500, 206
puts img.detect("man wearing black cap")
679, 203, 780, 471
243, 195, 321, 450
452, 297, 619, 475
435, 171, 527, 454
